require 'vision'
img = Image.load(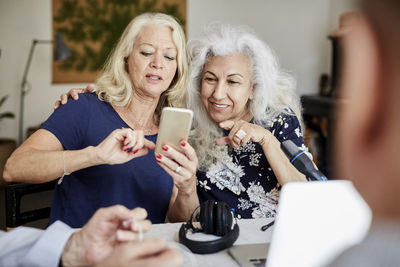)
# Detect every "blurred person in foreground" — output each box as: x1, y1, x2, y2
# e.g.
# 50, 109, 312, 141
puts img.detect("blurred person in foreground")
0, 205, 182, 267
329, 0, 400, 266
